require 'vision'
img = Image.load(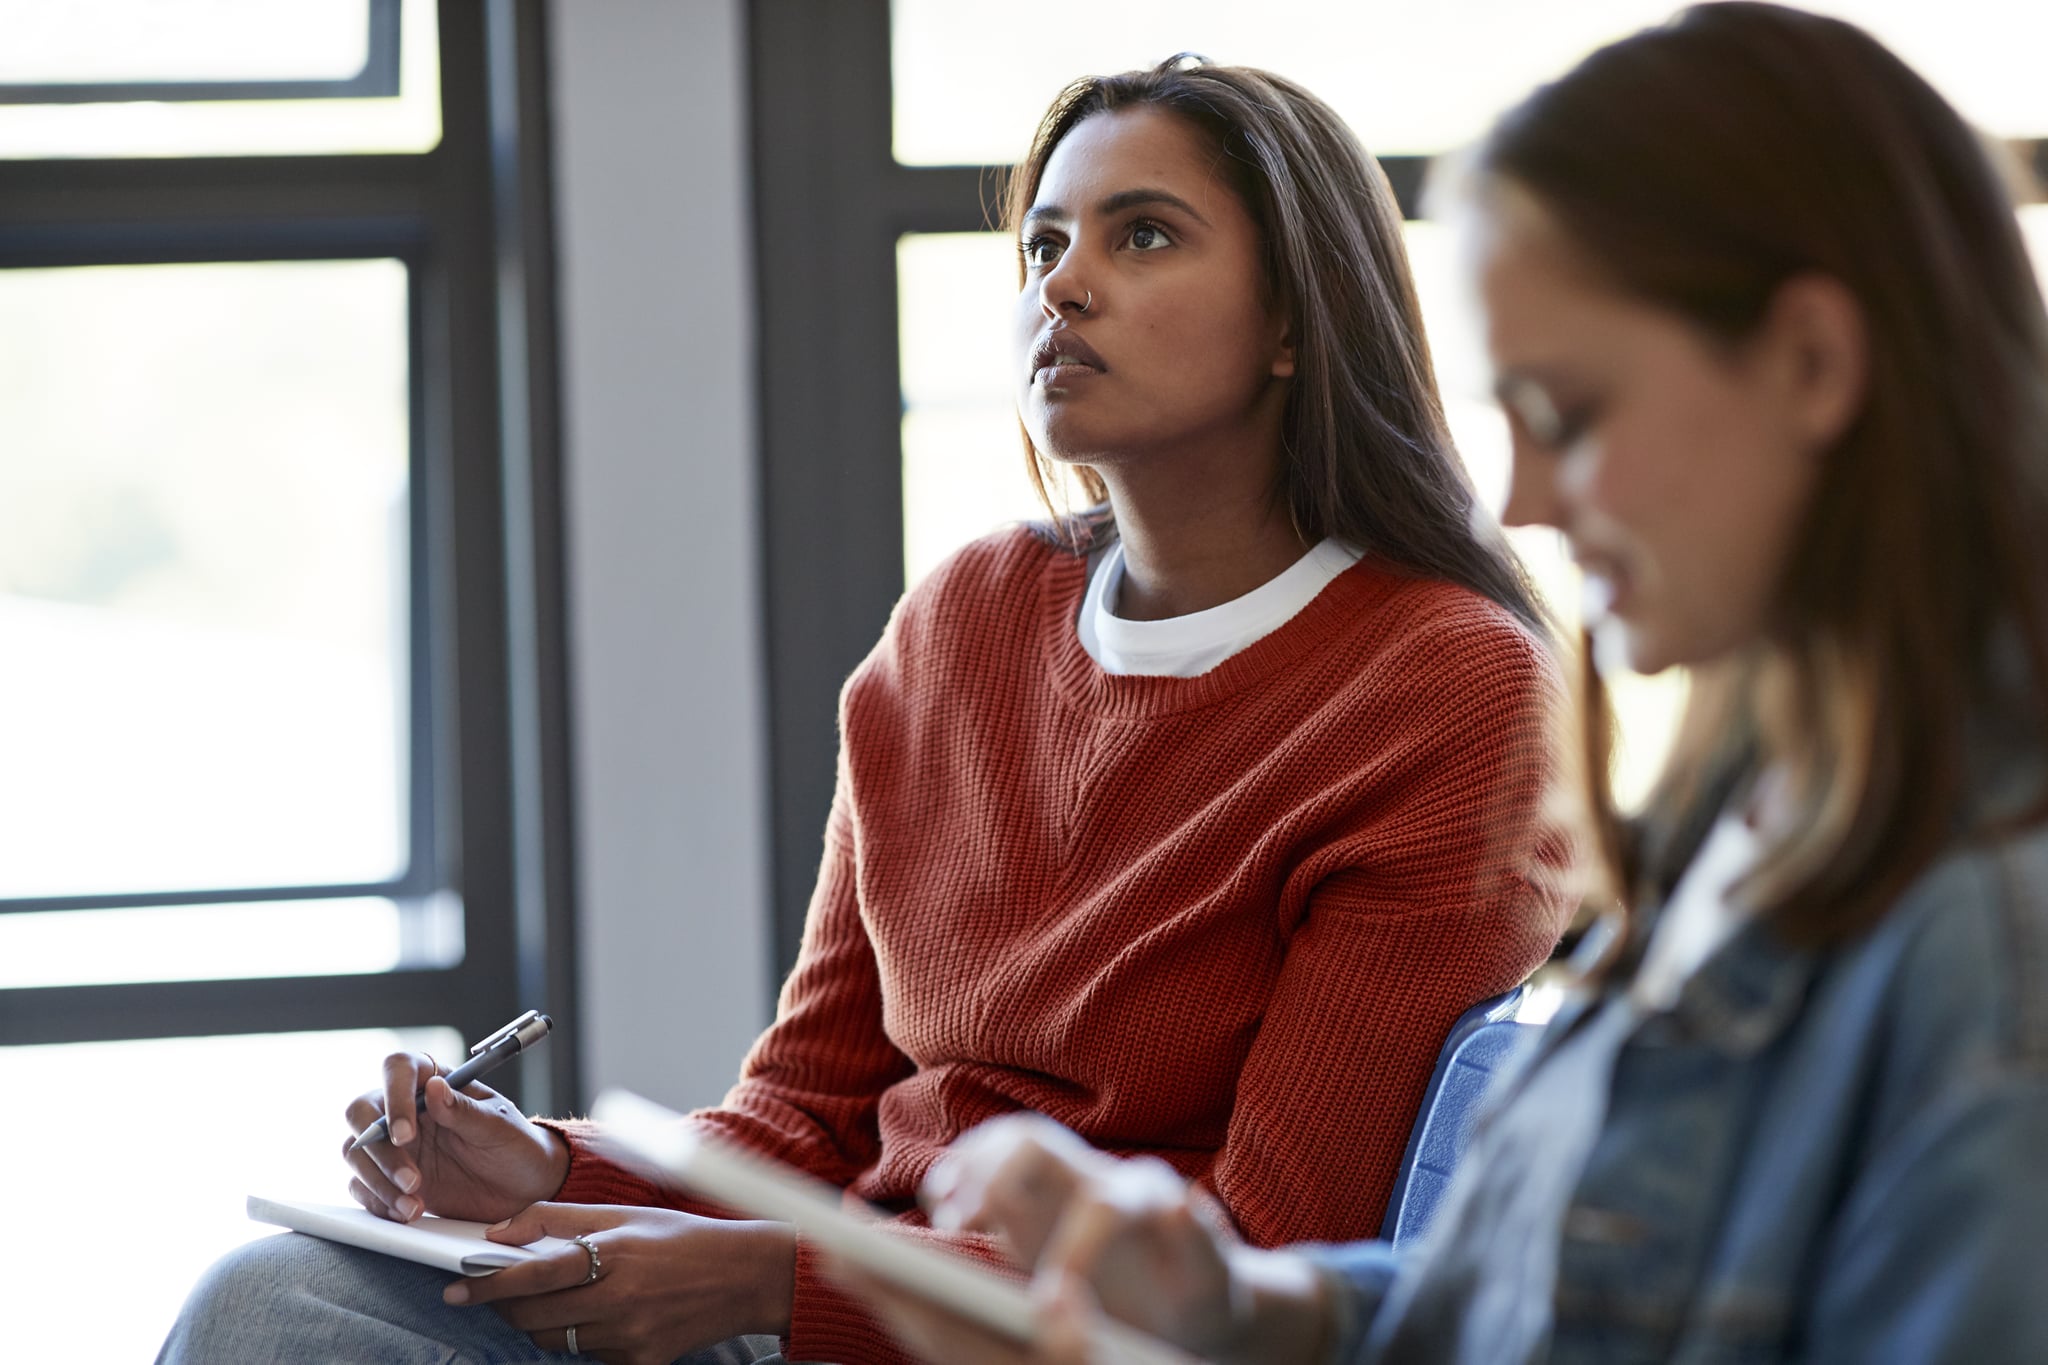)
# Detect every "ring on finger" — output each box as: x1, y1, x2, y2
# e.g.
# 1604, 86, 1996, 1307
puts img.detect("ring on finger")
571, 1234, 604, 1285
565, 1324, 580, 1355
